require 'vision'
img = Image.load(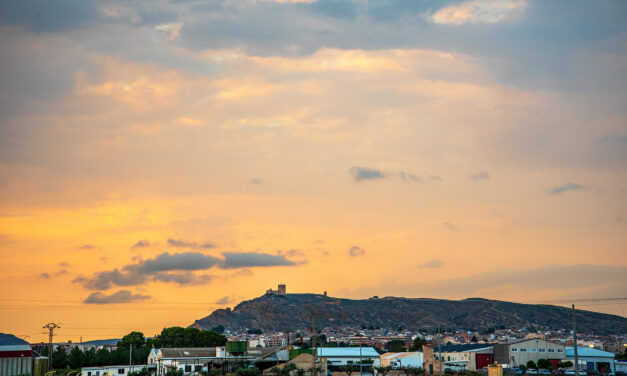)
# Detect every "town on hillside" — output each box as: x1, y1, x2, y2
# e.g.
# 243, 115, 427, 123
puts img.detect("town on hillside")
2, 287, 626, 376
